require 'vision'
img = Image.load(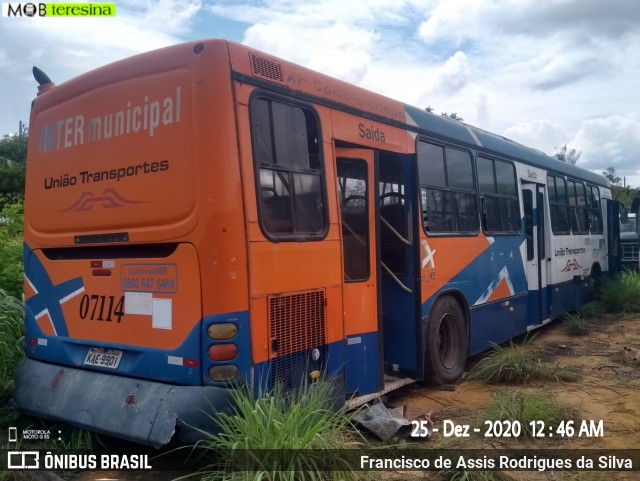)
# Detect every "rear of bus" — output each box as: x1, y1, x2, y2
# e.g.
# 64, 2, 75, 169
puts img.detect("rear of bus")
12, 41, 250, 447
